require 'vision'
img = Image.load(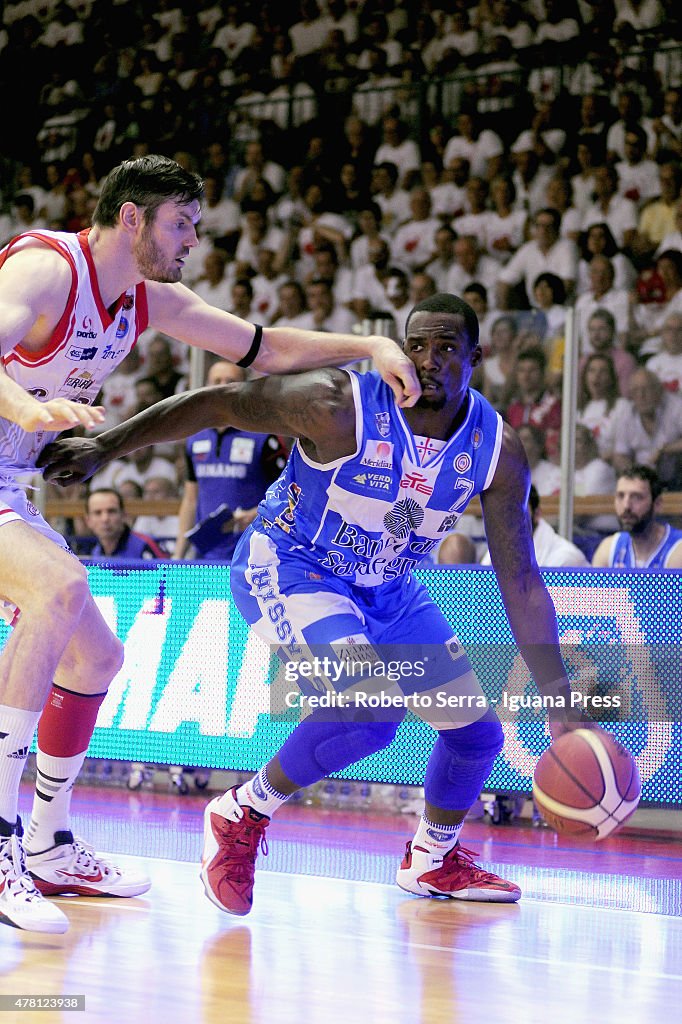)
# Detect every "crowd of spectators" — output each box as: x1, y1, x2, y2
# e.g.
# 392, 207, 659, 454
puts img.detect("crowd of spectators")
2, 0, 682, 554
